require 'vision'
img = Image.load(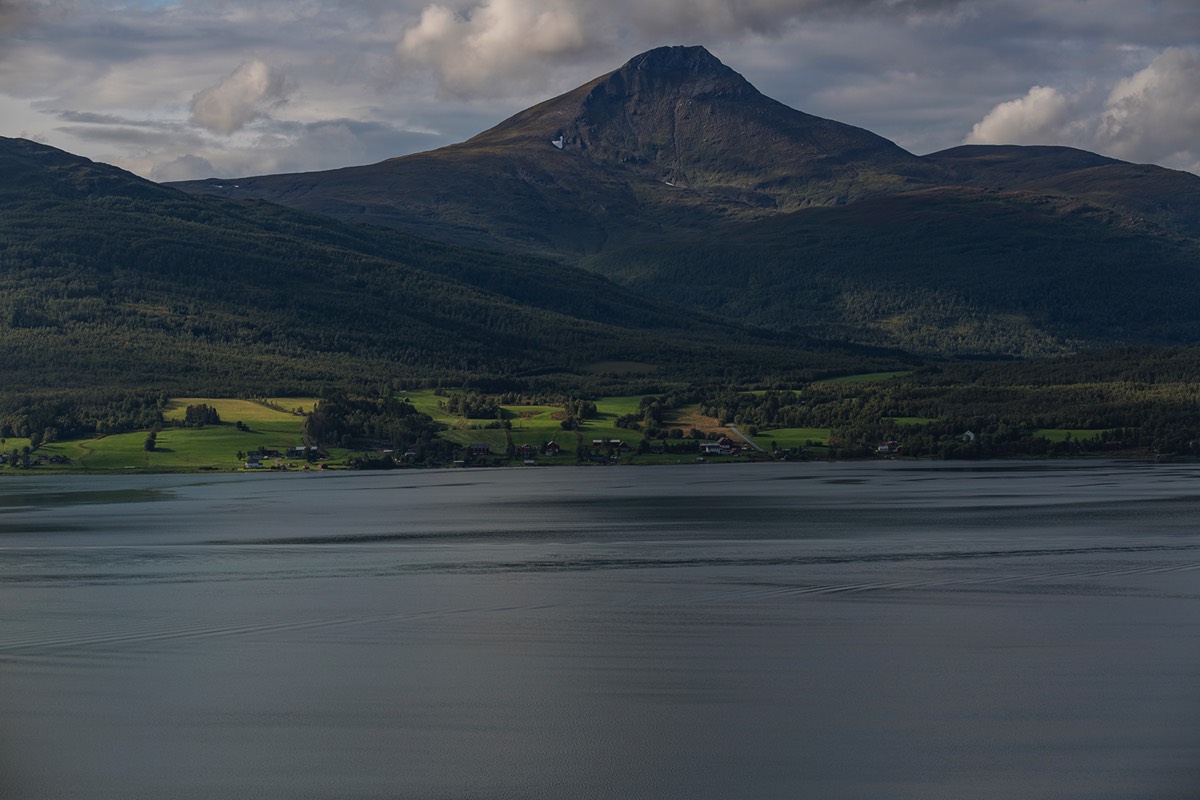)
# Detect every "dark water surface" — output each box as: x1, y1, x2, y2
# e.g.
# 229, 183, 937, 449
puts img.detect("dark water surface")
2, 461, 1198, 799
